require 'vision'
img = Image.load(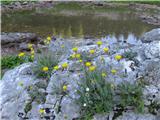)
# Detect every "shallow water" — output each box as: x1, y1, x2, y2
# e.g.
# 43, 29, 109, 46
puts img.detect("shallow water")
1, 7, 157, 44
